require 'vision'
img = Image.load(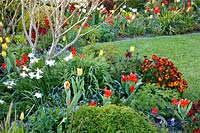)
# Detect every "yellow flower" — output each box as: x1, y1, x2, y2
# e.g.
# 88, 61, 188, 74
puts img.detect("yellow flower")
191, 2, 195, 5
0, 22, 3, 27
62, 36, 66, 41
127, 19, 131, 24
162, 3, 164, 7
0, 37, 3, 43
20, 112, 24, 121
64, 81, 70, 90
149, 15, 153, 19
99, 50, 104, 56
2, 43, 8, 50
130, 46, 135, 52
5, 37, 10, 43
1, 51, 6, 57
110, 10, 115, 14
77, 68, 83, 76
